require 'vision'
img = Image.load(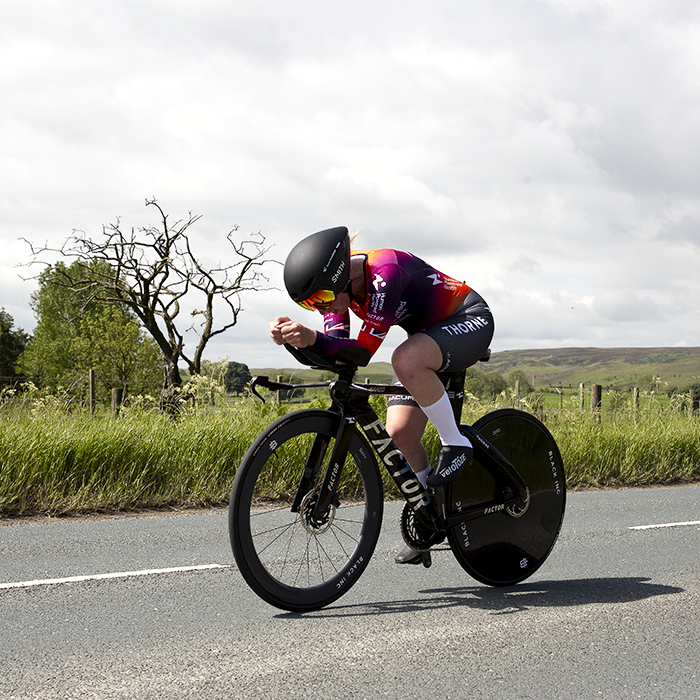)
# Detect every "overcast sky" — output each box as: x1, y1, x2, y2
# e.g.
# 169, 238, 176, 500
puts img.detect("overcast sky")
2, 0, 699, 368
